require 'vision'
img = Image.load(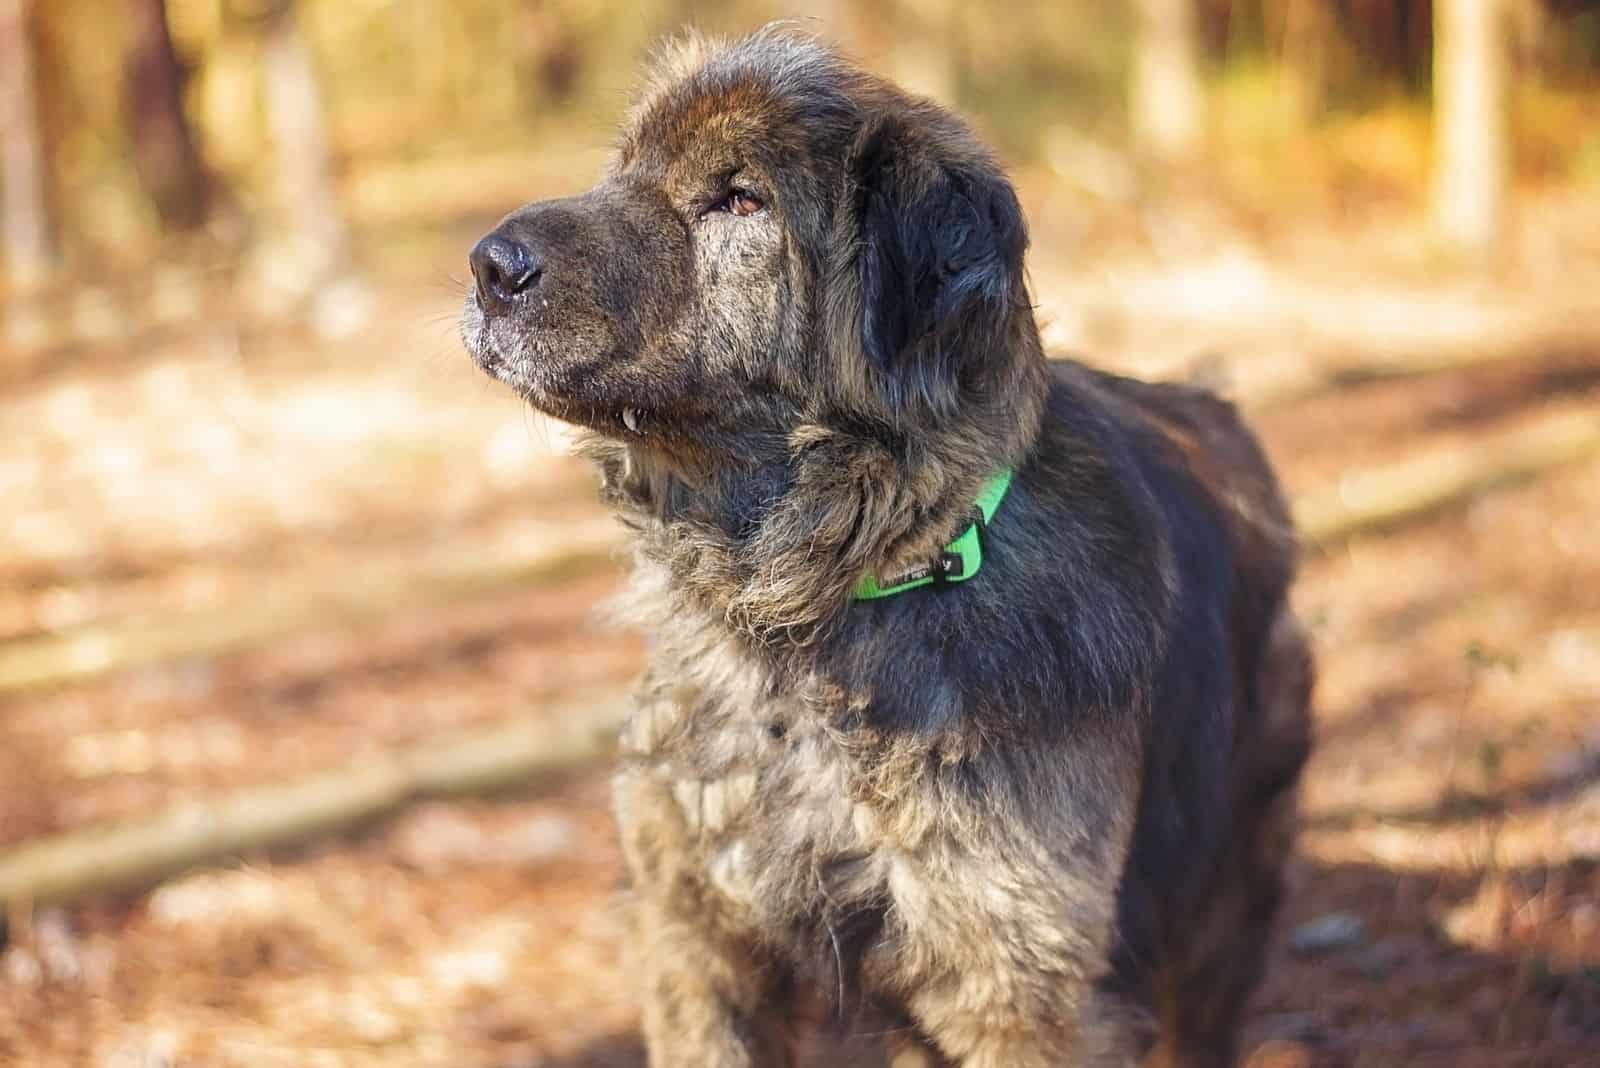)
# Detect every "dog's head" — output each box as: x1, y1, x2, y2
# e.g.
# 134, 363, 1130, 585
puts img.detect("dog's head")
460, 27, 1037, 453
